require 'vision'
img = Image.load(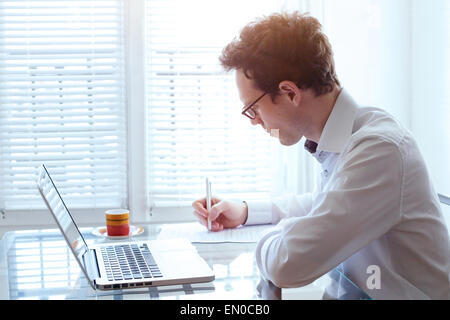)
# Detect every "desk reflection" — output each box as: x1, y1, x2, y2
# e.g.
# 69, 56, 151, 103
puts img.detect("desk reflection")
0, 226, 261, 300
